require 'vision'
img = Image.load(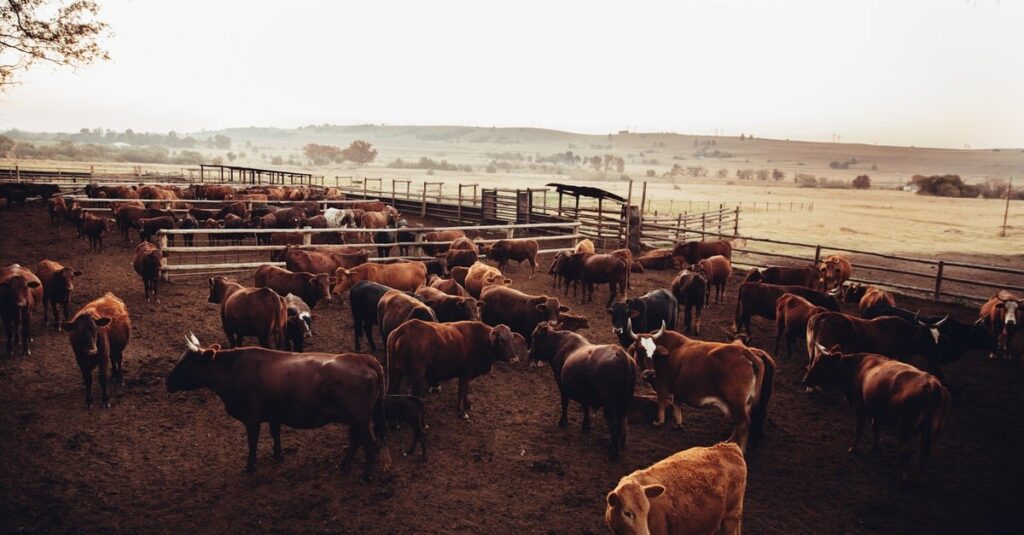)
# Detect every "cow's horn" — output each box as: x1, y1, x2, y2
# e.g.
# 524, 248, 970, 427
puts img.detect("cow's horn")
626, 318, 637, 341
815, 342, 829, 355
913, 311, 921, 325
935, 315, 948, 327
188, 331, 200, 346
652, 320, 667, 340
